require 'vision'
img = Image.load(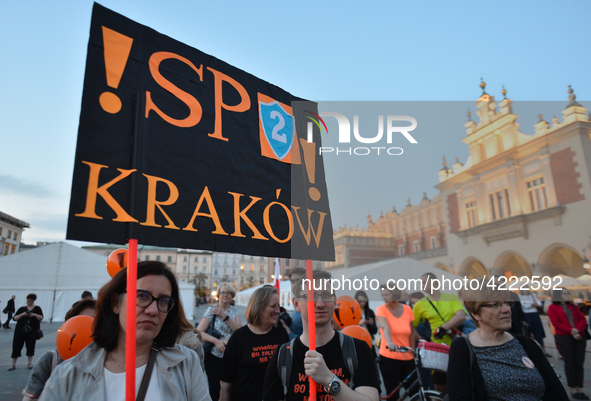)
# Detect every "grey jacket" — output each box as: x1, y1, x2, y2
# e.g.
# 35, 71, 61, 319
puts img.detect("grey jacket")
39, 342, 211, 401
24, 349, 62, 399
